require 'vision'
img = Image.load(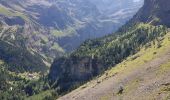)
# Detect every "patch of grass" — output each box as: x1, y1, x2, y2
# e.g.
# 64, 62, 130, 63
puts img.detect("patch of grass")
40, 35, 49, 43
165, 94, 170, 100
100, 93, 112, 100
63, 26, 77, 36
0, 60, 4, 65
15, 12, 29, 21
32, 31, 39, 35
0, 6, 12, 16
157, 60, 170, 75
51, 43, 64, 53
162, 87, 170, 92
51, 26, 77, 38
157, 85, 170, 100
51, 29, 64, 37
0, 6, 29, 21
